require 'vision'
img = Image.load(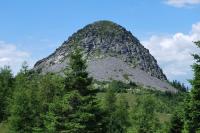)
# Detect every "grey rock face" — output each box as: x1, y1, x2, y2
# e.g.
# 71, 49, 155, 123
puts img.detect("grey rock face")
87, 57, 176, 93
34, 20, 175, 92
